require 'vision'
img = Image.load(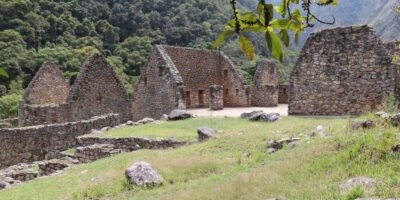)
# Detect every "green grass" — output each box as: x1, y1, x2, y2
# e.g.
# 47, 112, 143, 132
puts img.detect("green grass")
61, 148, 76, 156
0, 116, 399, 200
